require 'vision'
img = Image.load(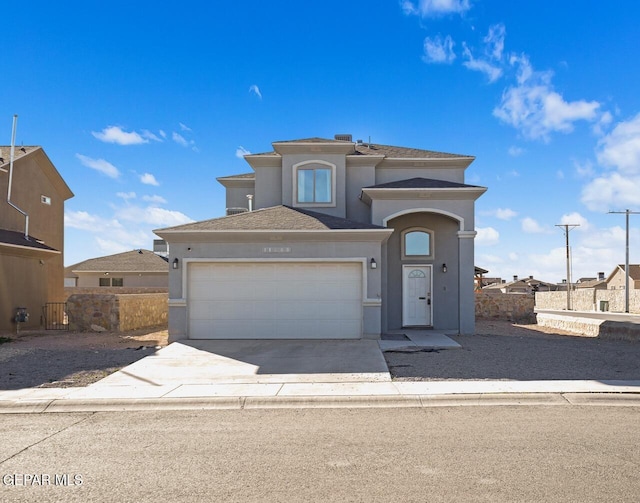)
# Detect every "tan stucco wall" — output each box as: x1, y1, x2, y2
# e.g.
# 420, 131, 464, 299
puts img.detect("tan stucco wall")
75, 272, 168, 288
